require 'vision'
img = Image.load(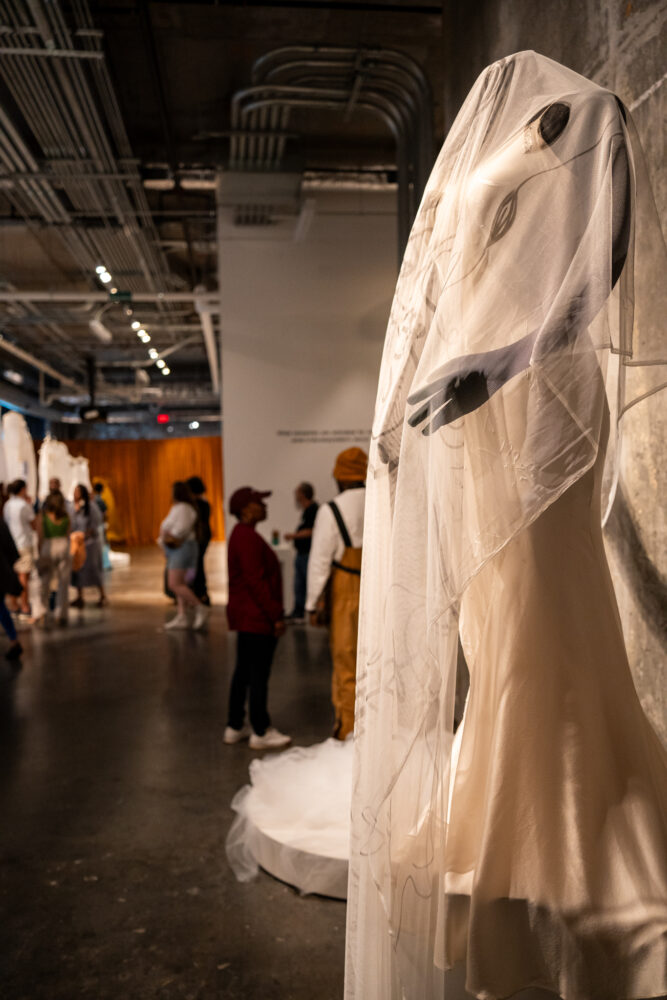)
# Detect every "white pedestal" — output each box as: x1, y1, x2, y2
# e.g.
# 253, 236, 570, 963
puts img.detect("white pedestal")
274, 543, 295, 613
